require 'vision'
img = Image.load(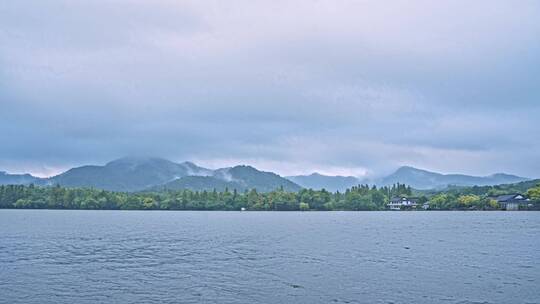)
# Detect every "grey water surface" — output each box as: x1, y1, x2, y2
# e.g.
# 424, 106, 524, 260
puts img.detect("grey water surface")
0, 210, 539, 304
